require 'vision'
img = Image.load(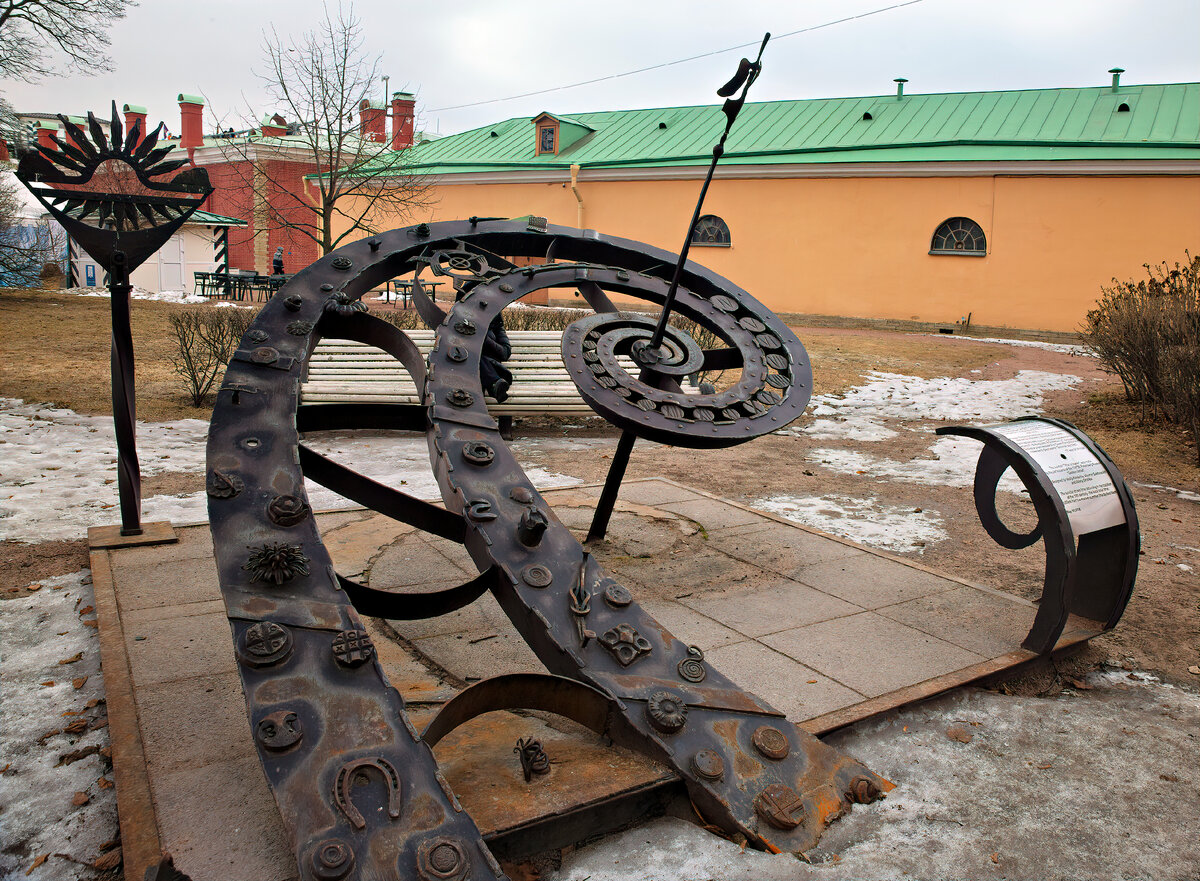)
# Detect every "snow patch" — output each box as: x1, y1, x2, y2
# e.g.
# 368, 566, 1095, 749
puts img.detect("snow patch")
0, 398, 211, 543
1130, 481, 1200, 504
58, 286, 255, 307
0, 570, 118, 880
922, 333, 1092, 356
0, 399, 580, 542
808, 370, 1081, 426
753, 494, 947, 553
783, 370, 1081, 442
